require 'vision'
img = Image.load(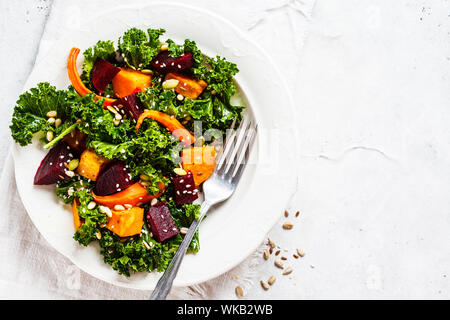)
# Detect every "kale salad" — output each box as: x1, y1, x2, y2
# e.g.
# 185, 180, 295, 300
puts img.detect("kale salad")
10, 27, 243, 276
